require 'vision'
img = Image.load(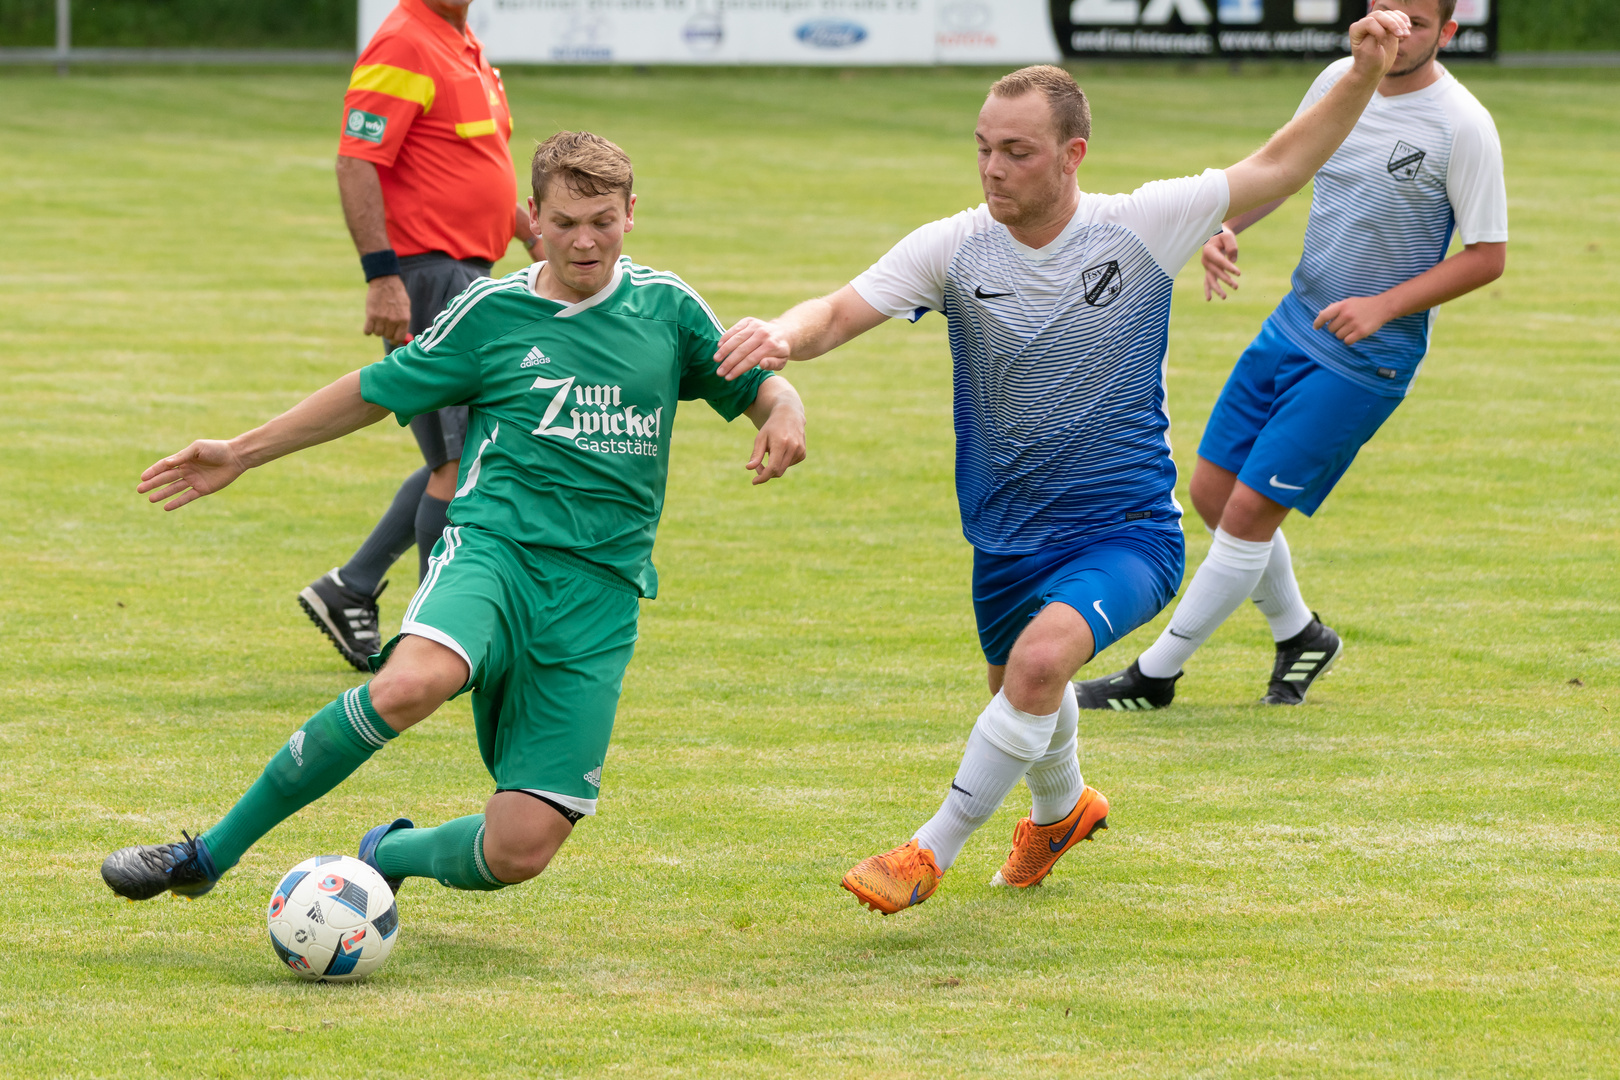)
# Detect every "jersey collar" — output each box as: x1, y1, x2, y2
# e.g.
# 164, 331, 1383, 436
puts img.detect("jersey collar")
526, 257, 626, 318
400, 0, 482, 57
